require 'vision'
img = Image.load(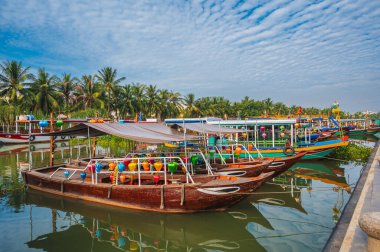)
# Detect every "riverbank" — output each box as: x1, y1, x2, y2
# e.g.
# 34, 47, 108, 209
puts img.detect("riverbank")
324, 140, 380, 251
